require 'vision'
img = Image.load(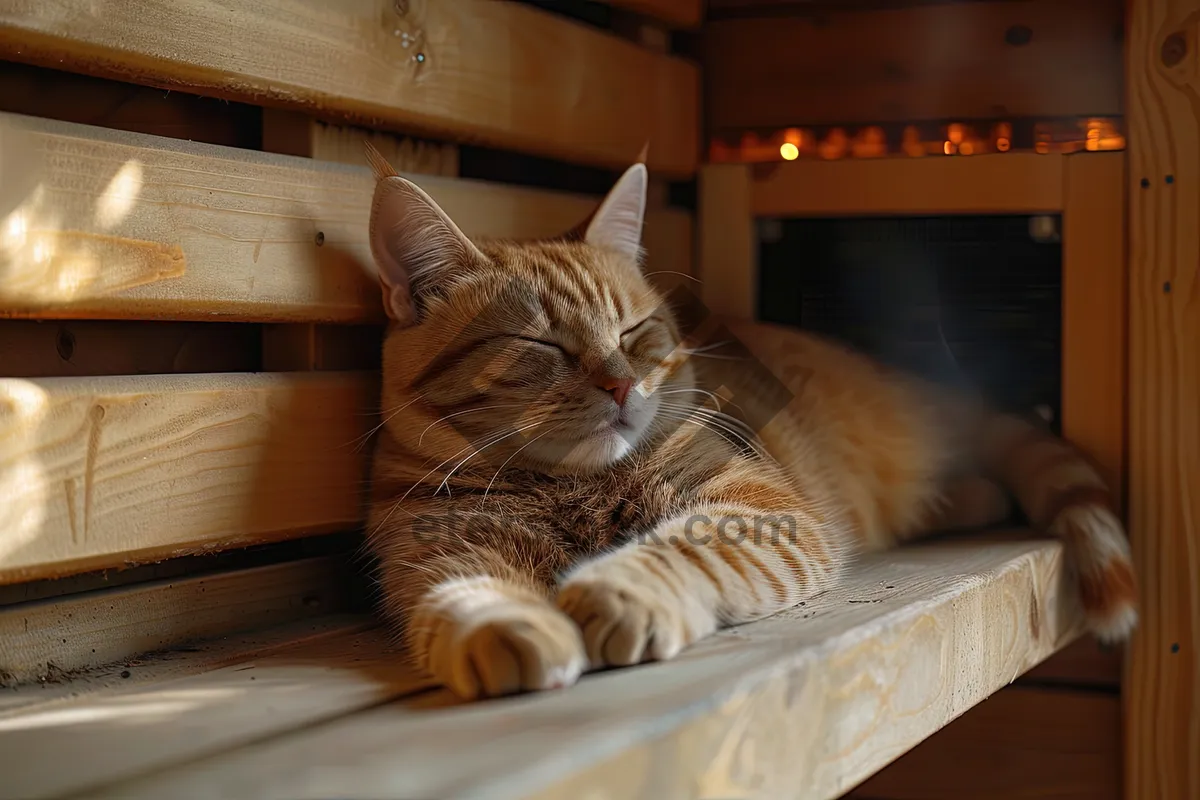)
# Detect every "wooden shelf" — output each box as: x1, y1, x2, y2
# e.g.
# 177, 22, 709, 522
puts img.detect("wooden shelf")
0, 531, 1087, 800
